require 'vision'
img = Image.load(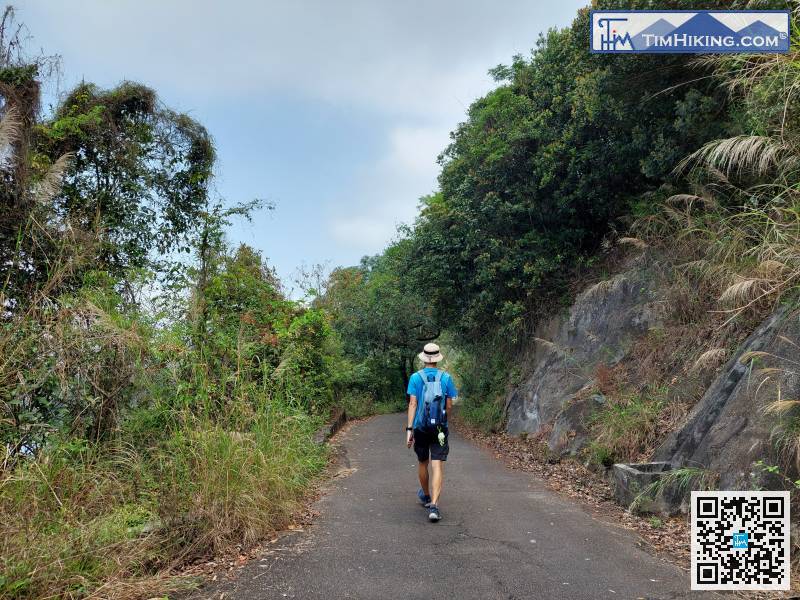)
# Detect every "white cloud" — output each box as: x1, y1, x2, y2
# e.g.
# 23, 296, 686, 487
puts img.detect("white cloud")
330, 214, 397, 250
326, 119, 450, 253
24, 0, 581, 120
20, 0, 586, 268
386, 124, 448, 177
